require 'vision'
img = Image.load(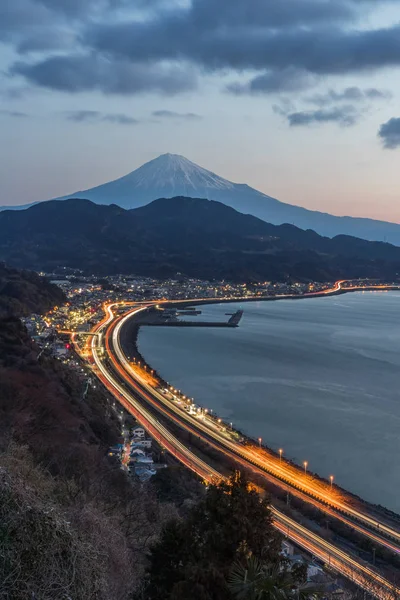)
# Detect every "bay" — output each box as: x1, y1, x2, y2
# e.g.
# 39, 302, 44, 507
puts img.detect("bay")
138, 291, 400, 511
